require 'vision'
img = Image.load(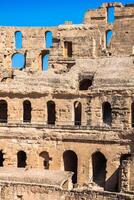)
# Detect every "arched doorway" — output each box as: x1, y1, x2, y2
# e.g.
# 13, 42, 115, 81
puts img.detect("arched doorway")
92, 151, 107, 188
17, 151, 27, 168
45, 31, 53, 48
15, 31, 22, 49
42, 53, 49, 71
63, 150, 78, 184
